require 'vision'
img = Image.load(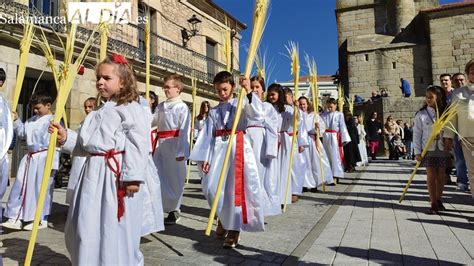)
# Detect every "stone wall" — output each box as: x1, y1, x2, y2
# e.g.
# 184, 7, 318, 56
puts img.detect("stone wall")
347, 44, 431, 99
429, 12, 474, 81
